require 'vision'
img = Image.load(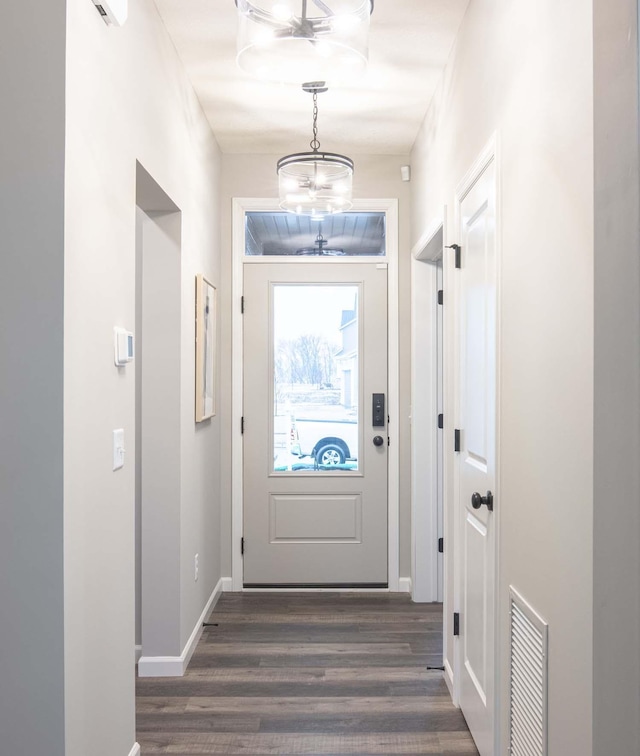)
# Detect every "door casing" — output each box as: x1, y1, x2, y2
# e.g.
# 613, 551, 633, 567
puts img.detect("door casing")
410, 218, 446, 604
231, 198, 400, 592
